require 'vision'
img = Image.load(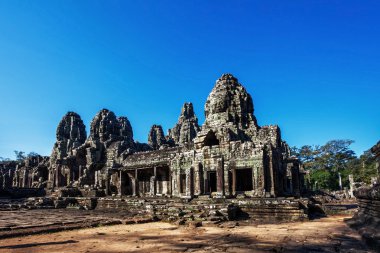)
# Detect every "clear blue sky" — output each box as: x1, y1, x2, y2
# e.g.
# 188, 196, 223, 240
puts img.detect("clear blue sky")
0, 1, 379, 159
